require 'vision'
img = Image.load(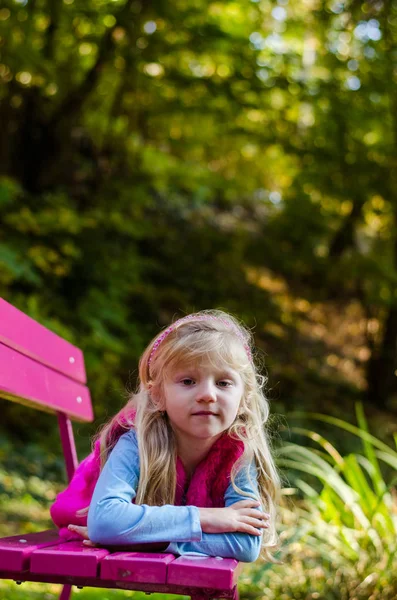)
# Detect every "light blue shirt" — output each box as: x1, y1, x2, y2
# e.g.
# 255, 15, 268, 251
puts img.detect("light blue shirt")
87, 430, 263, 562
